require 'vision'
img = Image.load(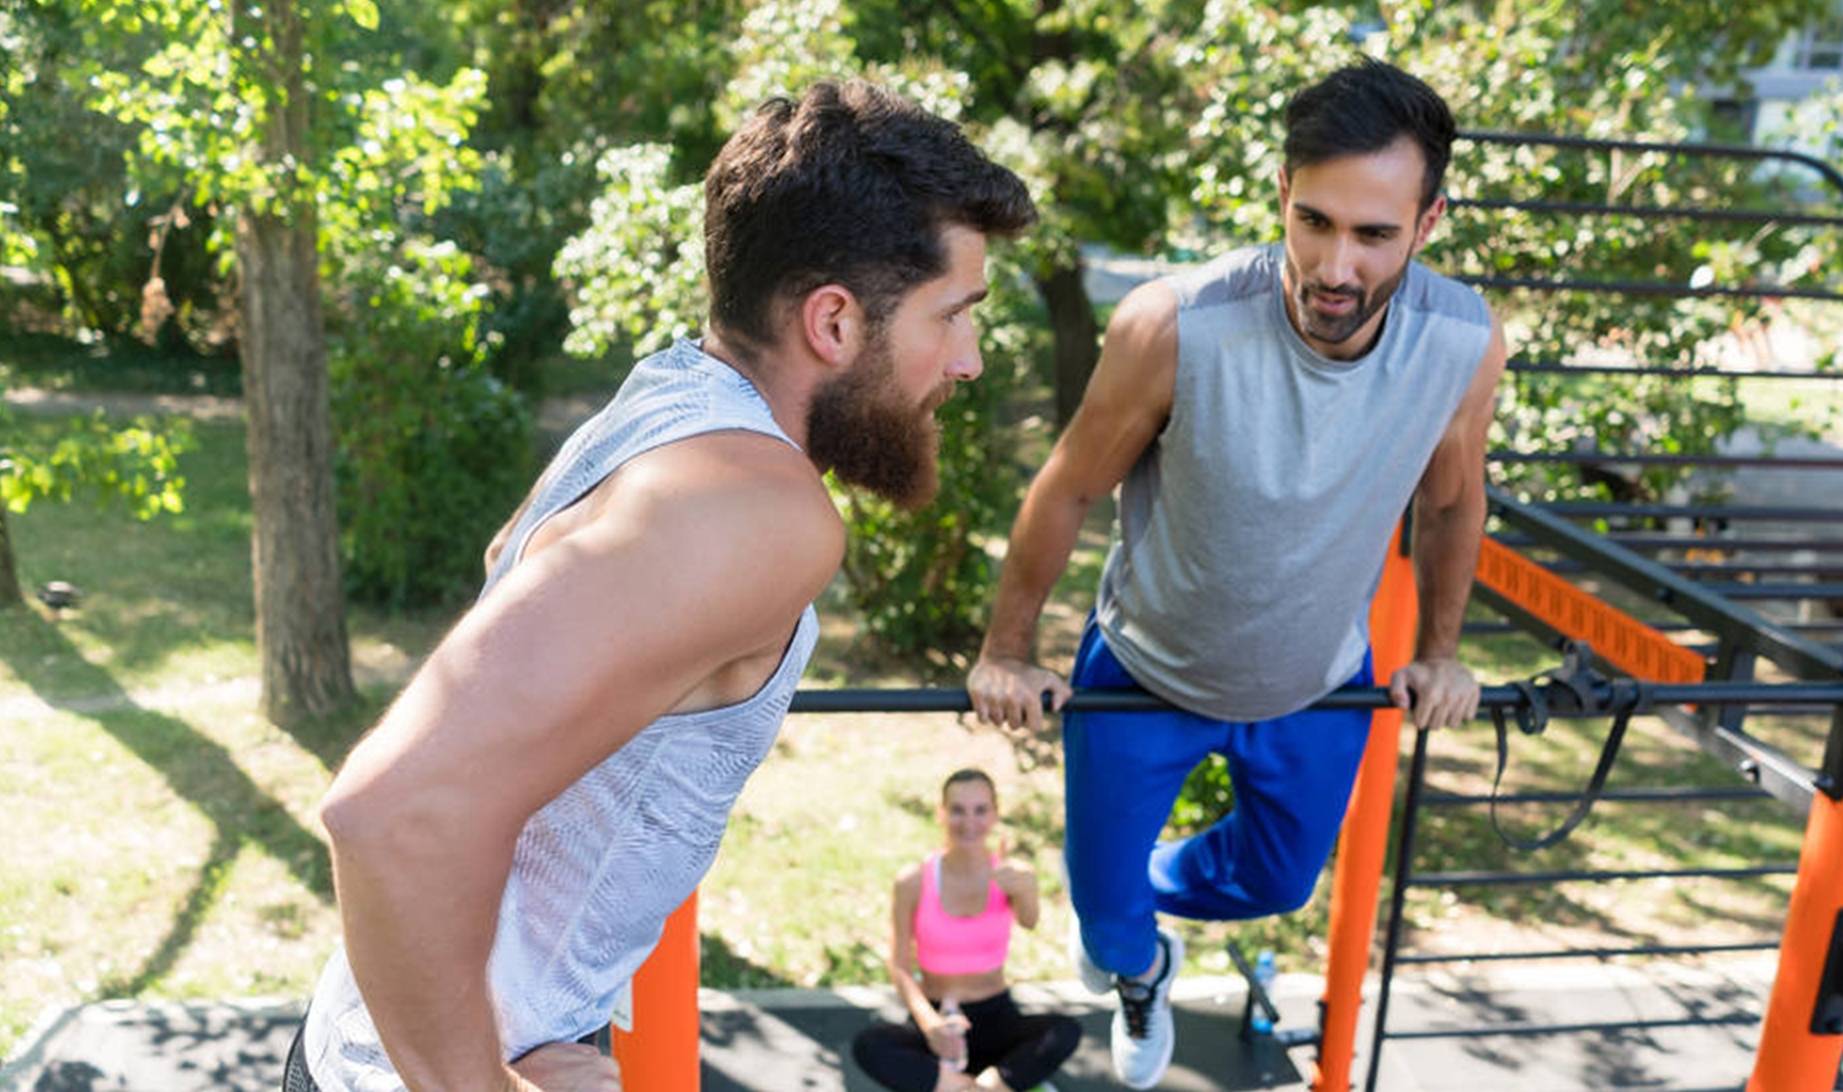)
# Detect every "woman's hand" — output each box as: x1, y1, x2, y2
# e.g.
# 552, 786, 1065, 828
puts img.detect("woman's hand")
993, 859, 1036, 902
924, 1012, 970, 1069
